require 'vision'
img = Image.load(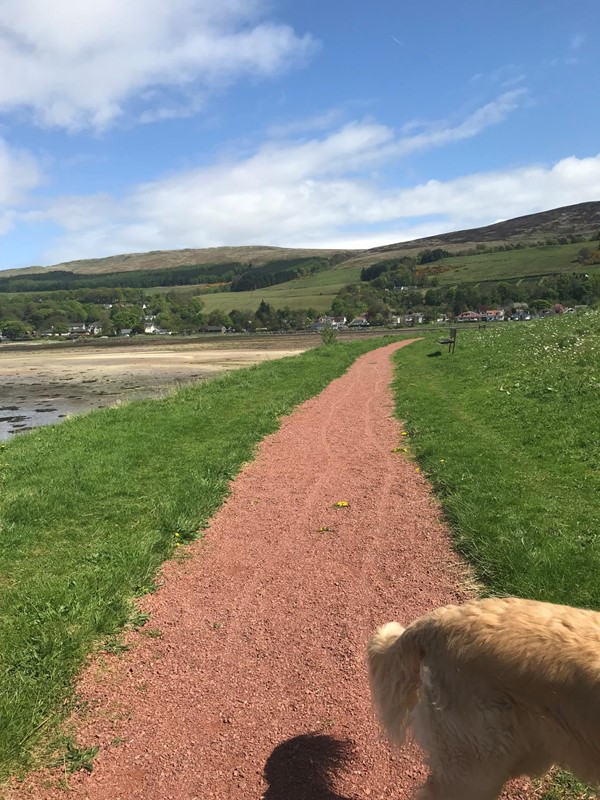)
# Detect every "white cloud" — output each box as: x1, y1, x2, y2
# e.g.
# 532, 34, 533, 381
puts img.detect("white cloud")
0, 139, 41, 205
23, 93, 599, 262
0, 0, 316, 130
0, 138, 42, 237
392, 90, 527, 157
